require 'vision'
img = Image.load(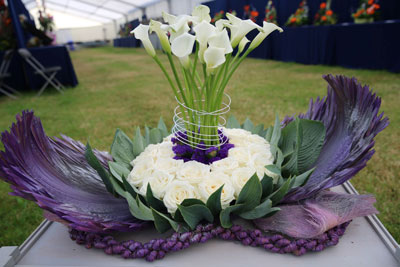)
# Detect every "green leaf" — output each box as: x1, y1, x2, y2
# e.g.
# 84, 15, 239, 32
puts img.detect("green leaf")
296, 120, 325, 174
279, 119, 299, 157
108, 161, 130, 183
270, 115, 282, 150
239, 199, 274, 220
110, 129, 134, 168
242, 118, 254, 132
132, 127, 145, 157
146, 184, 167, 213
261, 175, 274, 200
125, 194, 153, 221
281, 119, 302, 175
265, 126, 273, 142
151, 208, 179, 233
262, 207, 281, 218
253, 124, 264, 135
181, 198, 205, 206
85, 142, 114, 195
236, 174, 262, 212
149, 128, 162, 144
265, 165, 281, 177
121, 174, 137, 198
144, 126, 150, 146
220, 204, 245, 228
226, 115, 241, 129
178, 204, 214, 230
269, 177, 292, 205
157, 117, 169, 137
206, 186, 223, 217
274, 146, 285, 169
292, 168, 314, 188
